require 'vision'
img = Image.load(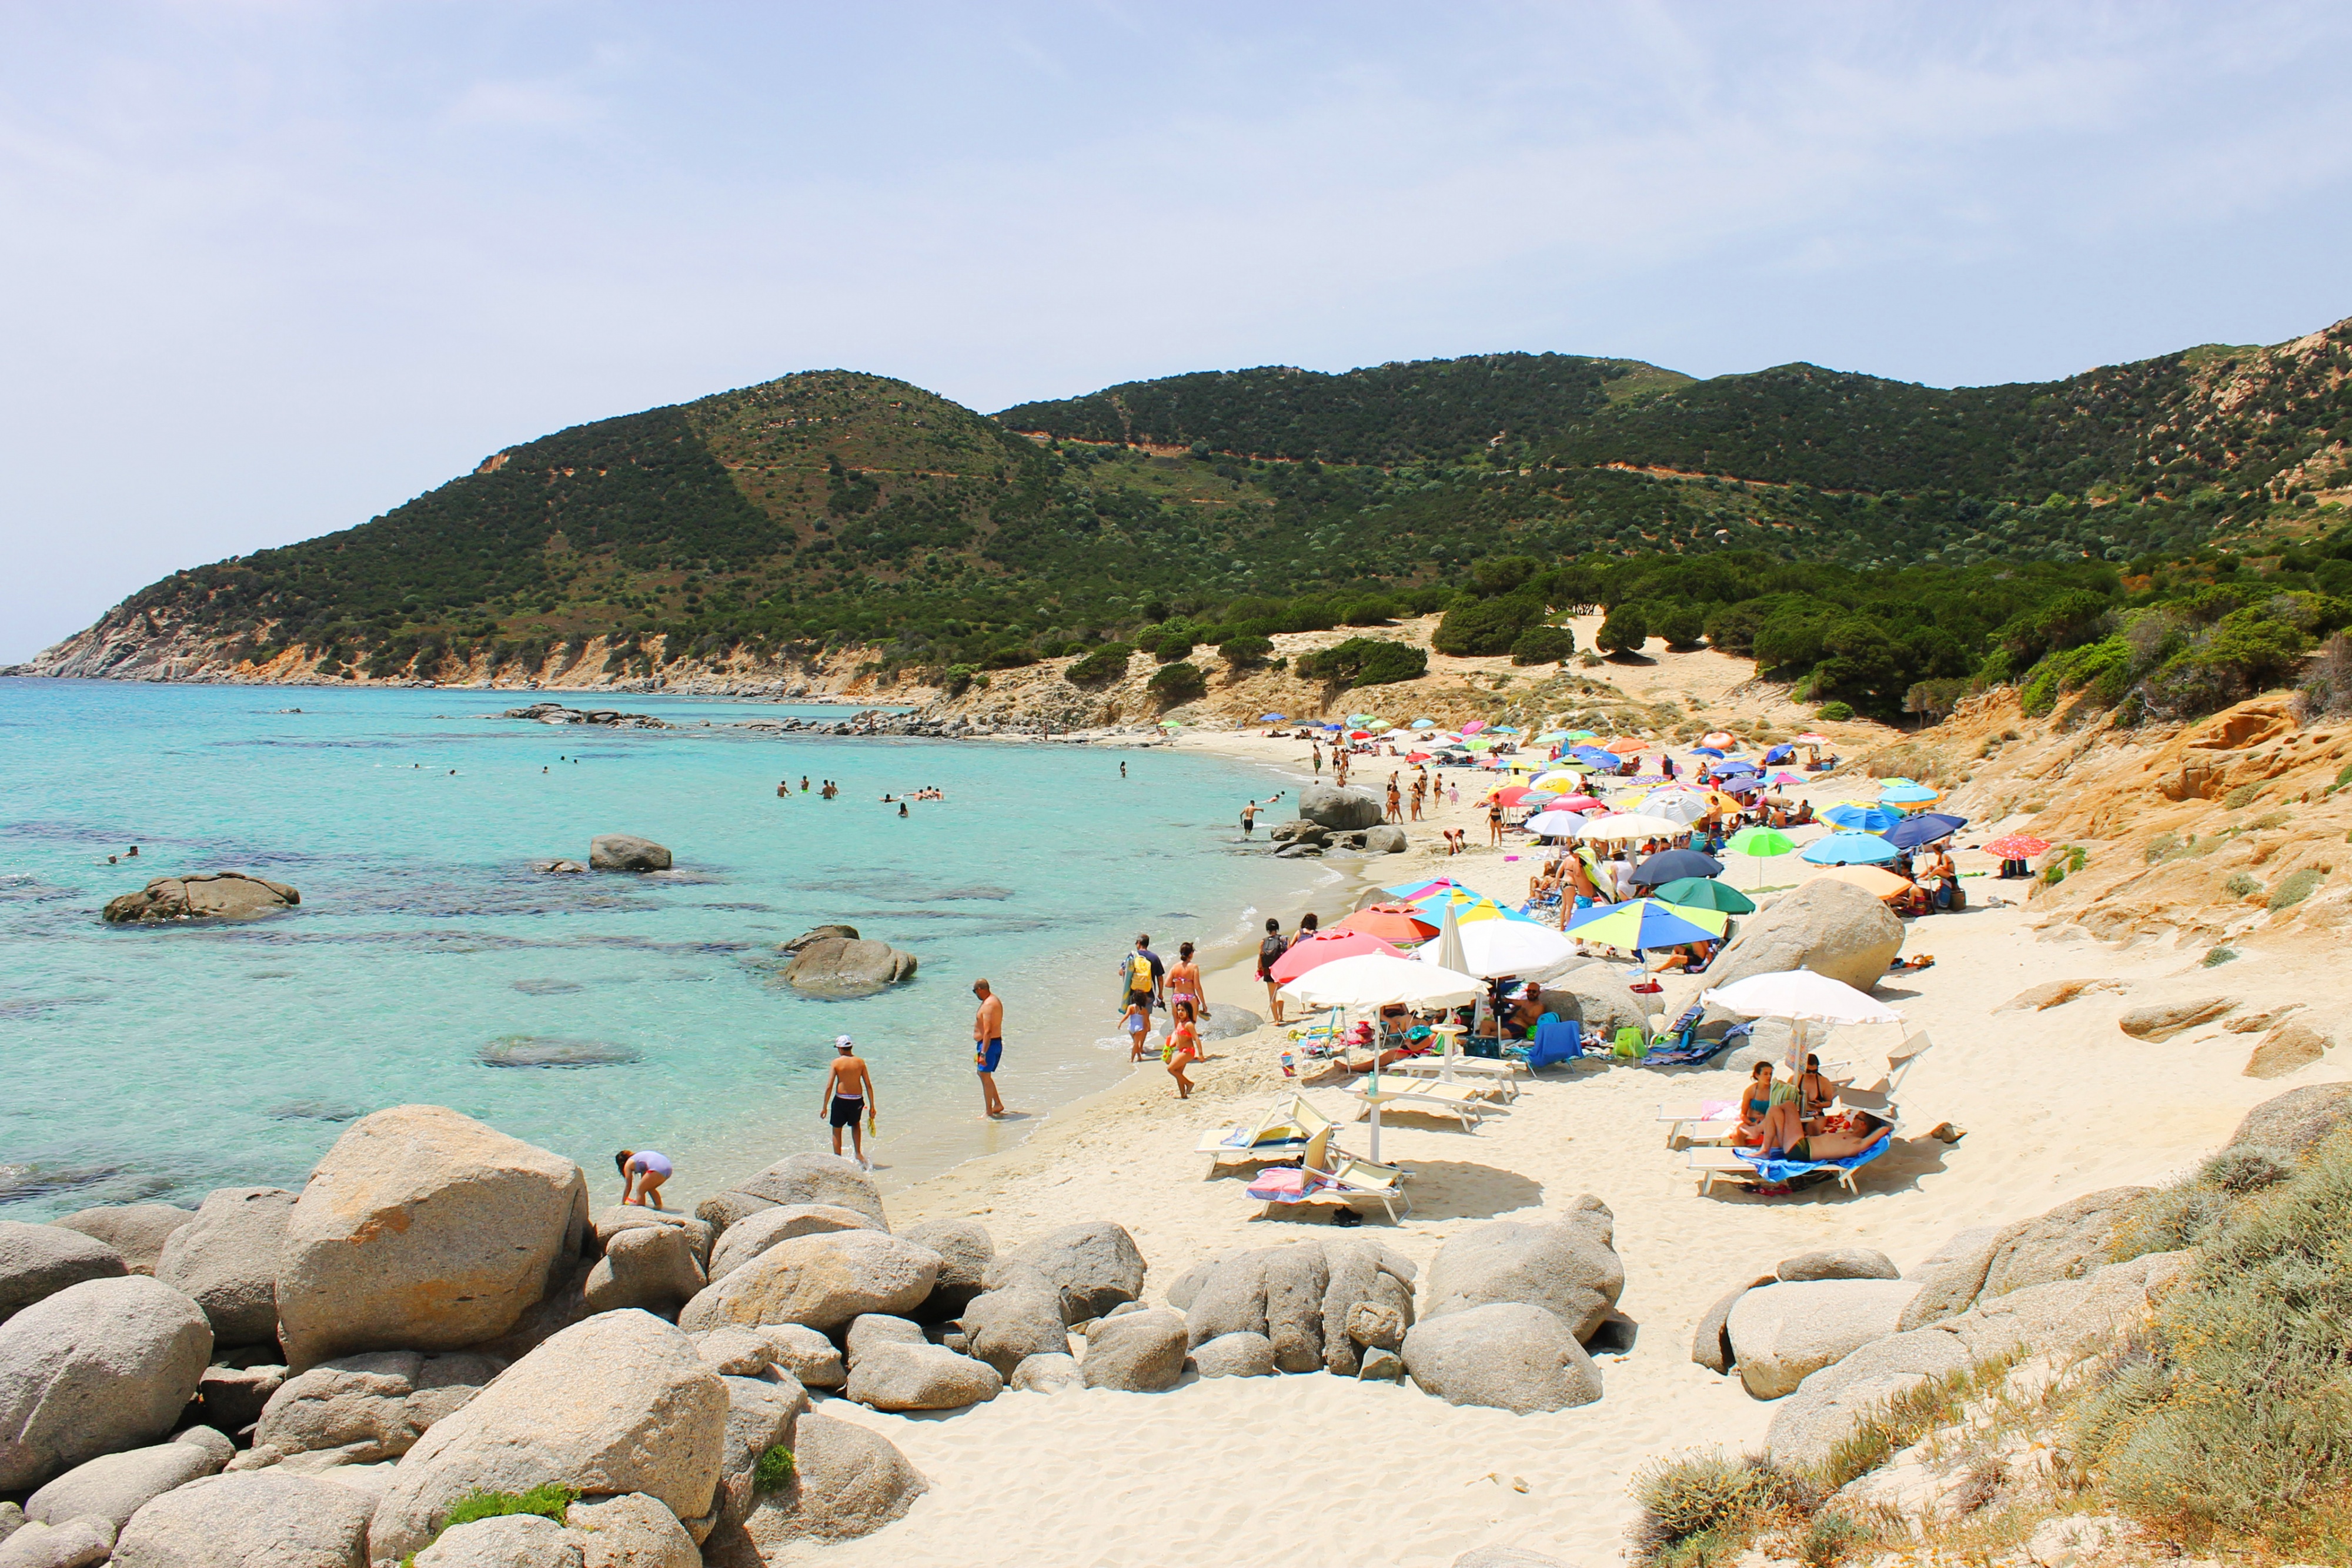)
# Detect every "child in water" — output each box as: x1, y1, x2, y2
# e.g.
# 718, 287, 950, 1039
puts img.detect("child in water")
614, 1149, 671, 1209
